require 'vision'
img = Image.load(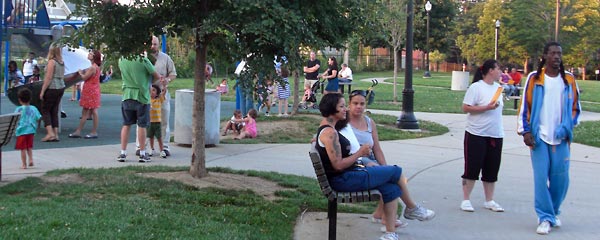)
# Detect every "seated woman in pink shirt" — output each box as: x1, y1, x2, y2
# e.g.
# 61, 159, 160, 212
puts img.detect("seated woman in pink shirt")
234, 109, 258, 139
